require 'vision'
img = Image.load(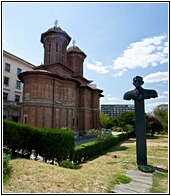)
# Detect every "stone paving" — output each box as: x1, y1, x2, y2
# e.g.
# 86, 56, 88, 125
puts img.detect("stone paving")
112, 170, 153, 193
